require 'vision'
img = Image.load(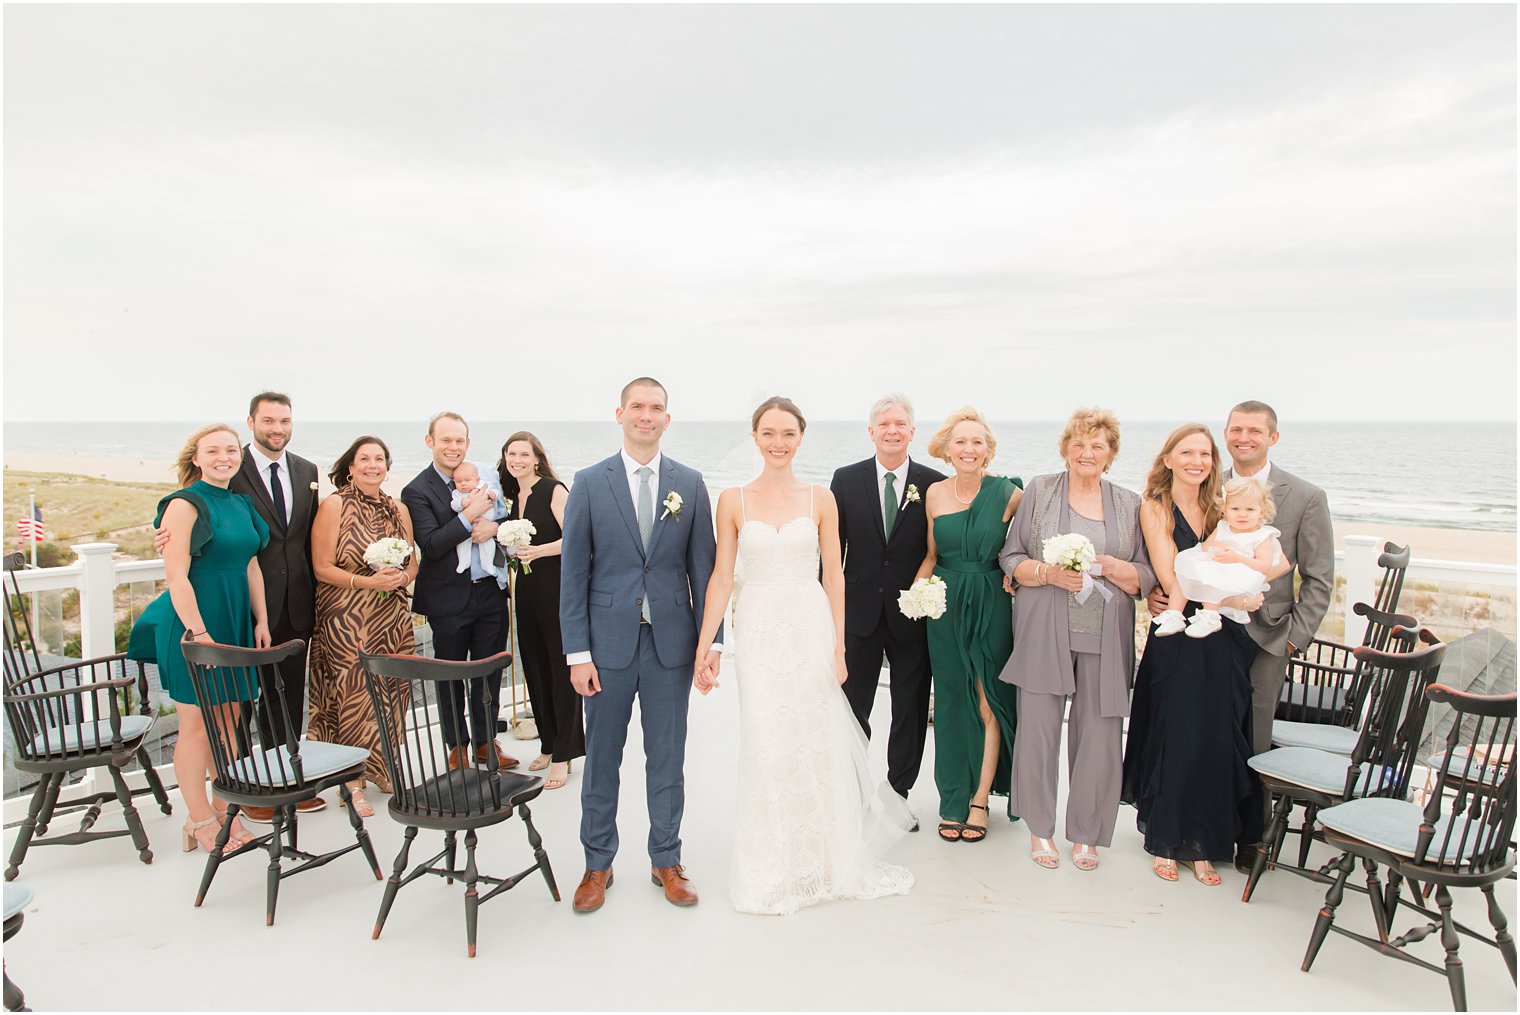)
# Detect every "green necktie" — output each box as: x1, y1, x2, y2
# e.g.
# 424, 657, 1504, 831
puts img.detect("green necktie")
883, 471, 898, 536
